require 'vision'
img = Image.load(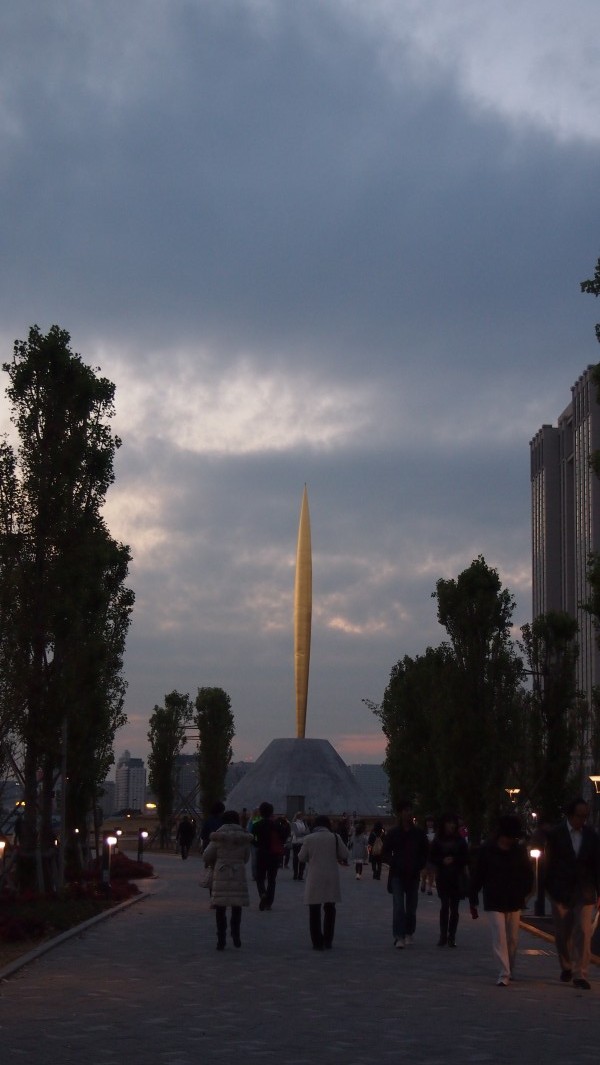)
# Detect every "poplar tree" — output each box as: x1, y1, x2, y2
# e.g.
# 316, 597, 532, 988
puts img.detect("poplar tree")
194, 687, 234, 816
148, 691, 192, 847
0, 325, 133, 884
